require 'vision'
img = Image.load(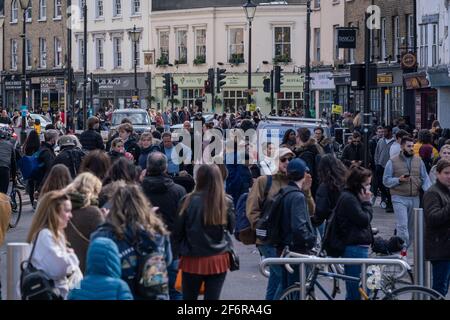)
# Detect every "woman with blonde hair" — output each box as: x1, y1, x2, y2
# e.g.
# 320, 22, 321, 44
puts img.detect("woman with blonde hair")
26, 191, 81, 299
91, 181, 172, 300
429, 145, 450, 184
175, 164, 235, 300
64, 172, 104, 273
38, 164, 73, 199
